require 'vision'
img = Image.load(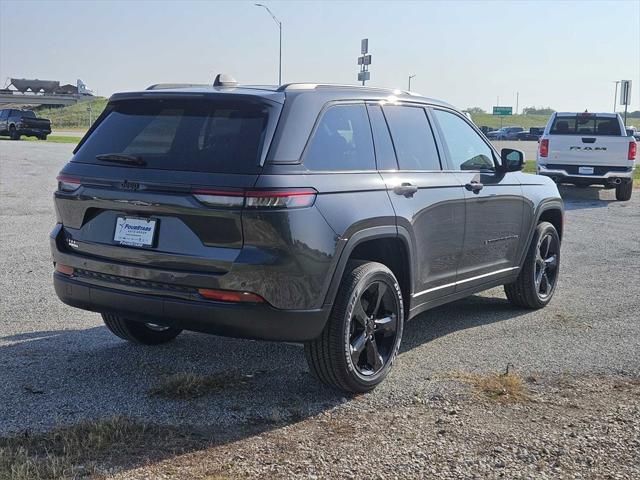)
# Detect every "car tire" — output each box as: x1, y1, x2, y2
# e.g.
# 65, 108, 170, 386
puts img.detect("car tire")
9, 126, 20, 140
305, 261, 404, 393
102, 313, 182, 345
504, 221, 560, 309
615, 180, 633, 201
39, 135, 48, 141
